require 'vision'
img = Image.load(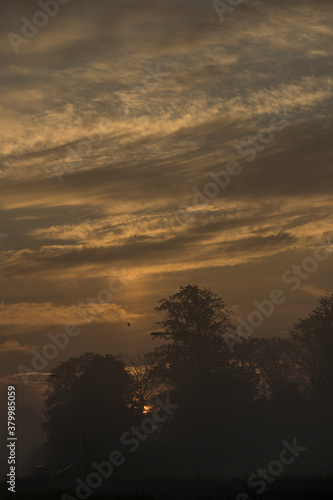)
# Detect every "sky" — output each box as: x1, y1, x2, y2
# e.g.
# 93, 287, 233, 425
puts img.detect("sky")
0, 0, 333, 471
